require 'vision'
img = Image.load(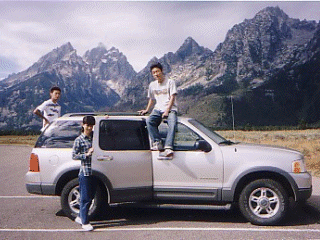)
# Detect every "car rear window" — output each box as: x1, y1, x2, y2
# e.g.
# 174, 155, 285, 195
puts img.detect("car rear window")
99, 120, 149, 150
35, 120, 82, 148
